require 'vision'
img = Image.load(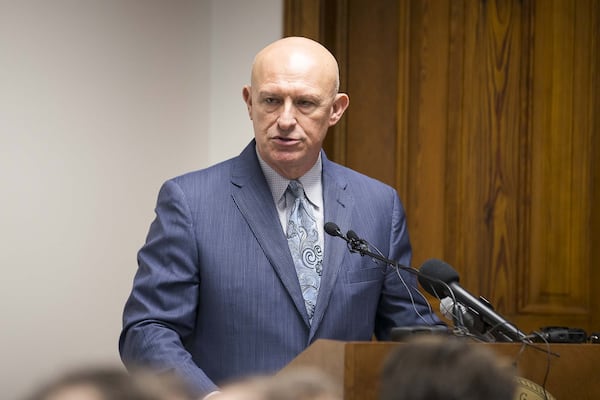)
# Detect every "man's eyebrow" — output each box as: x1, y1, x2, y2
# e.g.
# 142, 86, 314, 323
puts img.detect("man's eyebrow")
259, 91, 323, 101
257, 90, 281, 97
